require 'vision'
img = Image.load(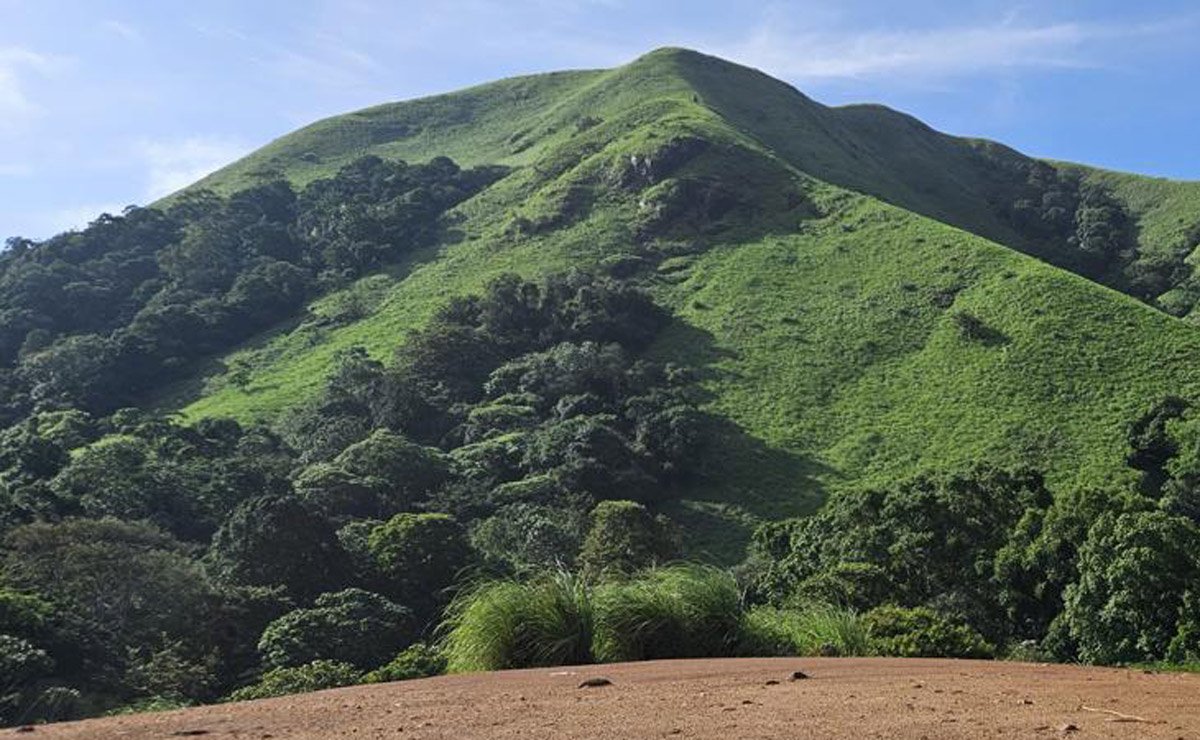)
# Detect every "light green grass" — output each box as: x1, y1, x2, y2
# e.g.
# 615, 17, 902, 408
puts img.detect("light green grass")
739, 605, 872, 657
441, 572, 594, 673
